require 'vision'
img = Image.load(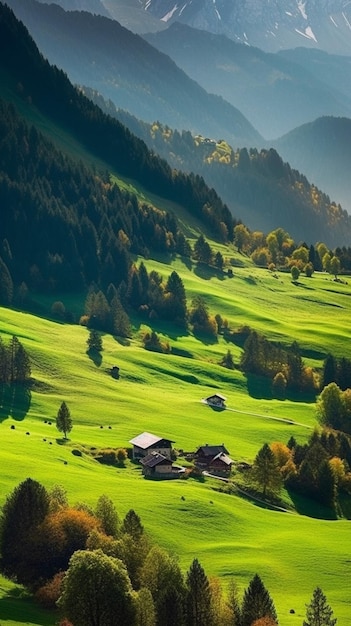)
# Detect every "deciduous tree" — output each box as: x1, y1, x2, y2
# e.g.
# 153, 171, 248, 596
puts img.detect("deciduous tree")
58, 549, 136, 626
